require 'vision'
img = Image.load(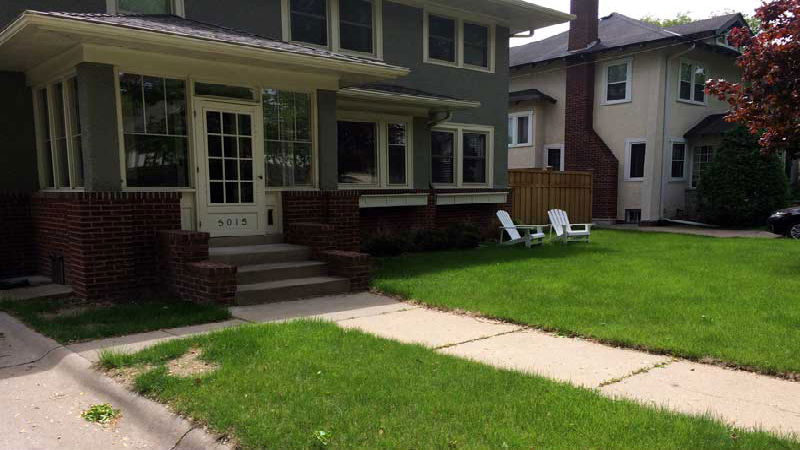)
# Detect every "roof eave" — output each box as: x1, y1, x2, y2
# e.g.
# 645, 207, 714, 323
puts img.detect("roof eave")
339, 87, 481, 110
